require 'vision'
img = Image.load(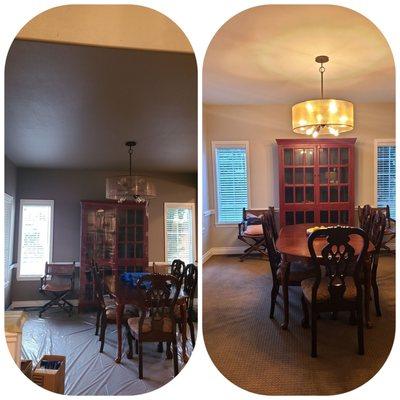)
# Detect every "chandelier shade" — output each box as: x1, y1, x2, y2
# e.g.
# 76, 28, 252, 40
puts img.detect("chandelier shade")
292, 55, 354, 137
105, 141, 156, 203
292, 99, 354, 136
